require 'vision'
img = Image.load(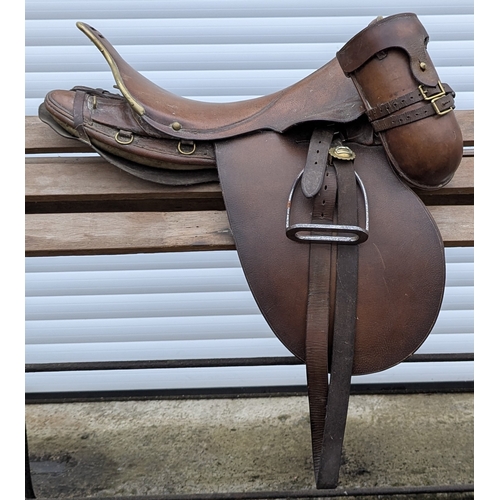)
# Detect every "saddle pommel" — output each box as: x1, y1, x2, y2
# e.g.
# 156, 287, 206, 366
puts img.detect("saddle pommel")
337, 13, 463, 190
